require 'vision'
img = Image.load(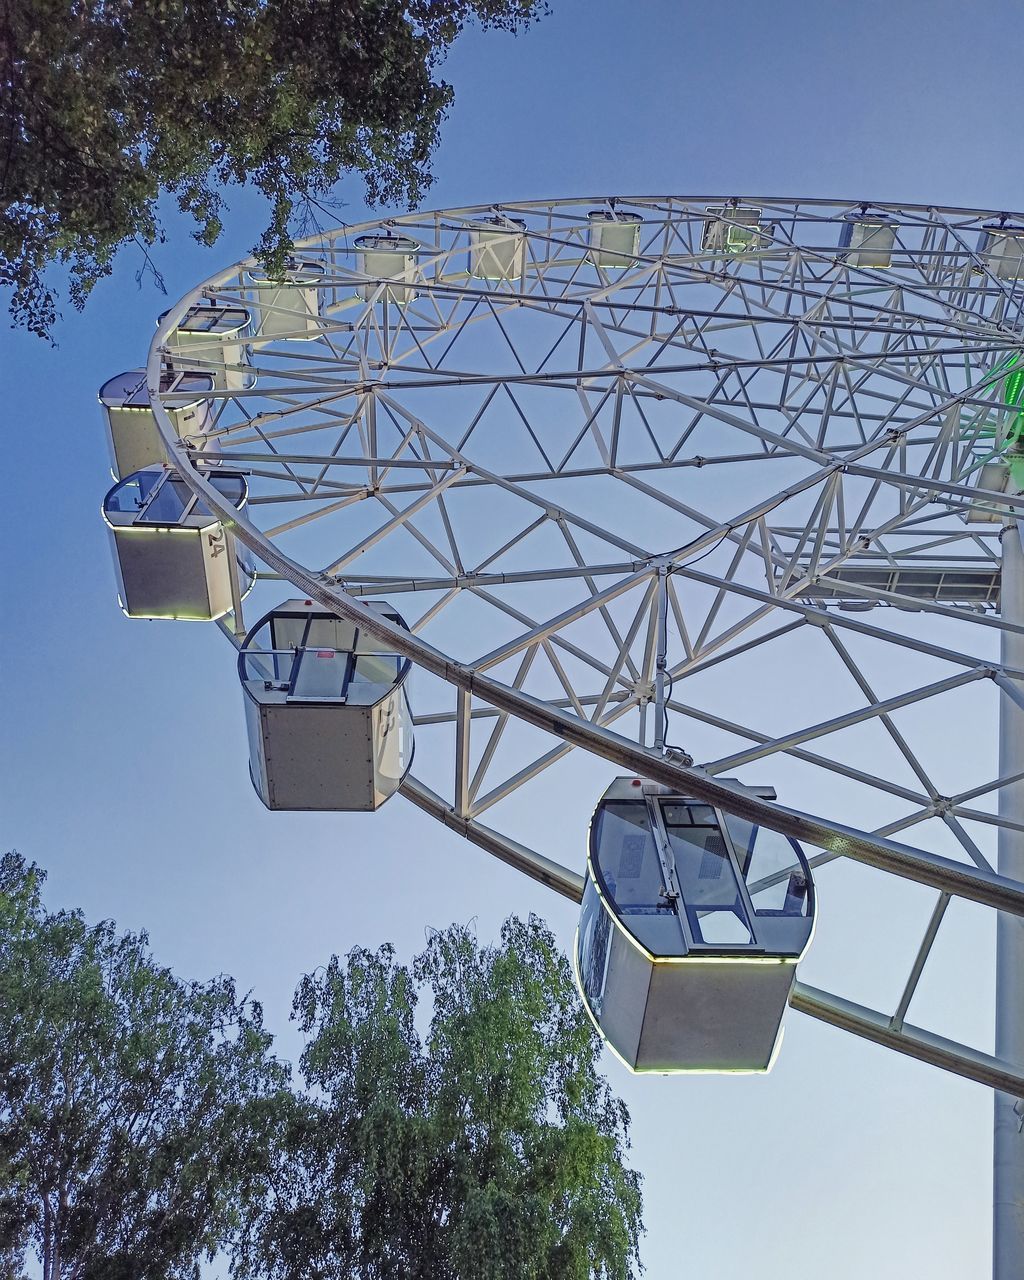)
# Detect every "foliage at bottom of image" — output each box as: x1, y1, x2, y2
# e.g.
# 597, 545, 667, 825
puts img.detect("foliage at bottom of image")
0, 851, 643, 1280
